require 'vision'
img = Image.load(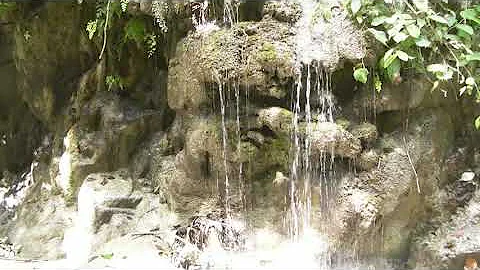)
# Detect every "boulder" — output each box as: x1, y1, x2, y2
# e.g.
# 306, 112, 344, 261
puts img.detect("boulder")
309, 122, 362, 158
356, 149, 379, 171
411, 188, 480, 270
350, 122, 378, 146
257, 107, 293, 135
168, 16, 296, 112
